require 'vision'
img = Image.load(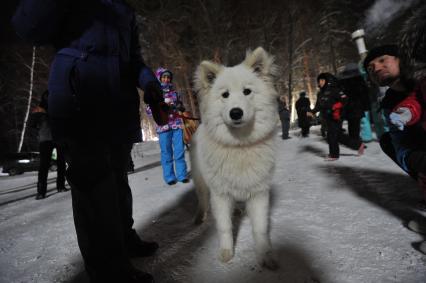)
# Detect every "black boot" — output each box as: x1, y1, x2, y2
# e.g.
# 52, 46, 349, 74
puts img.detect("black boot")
127, 230, 159, 258
35, 193, 46, 200
35, 182, 47, 200
87, 265, 154, 283
57, 183, 68, 192
125, 267, 154, 283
